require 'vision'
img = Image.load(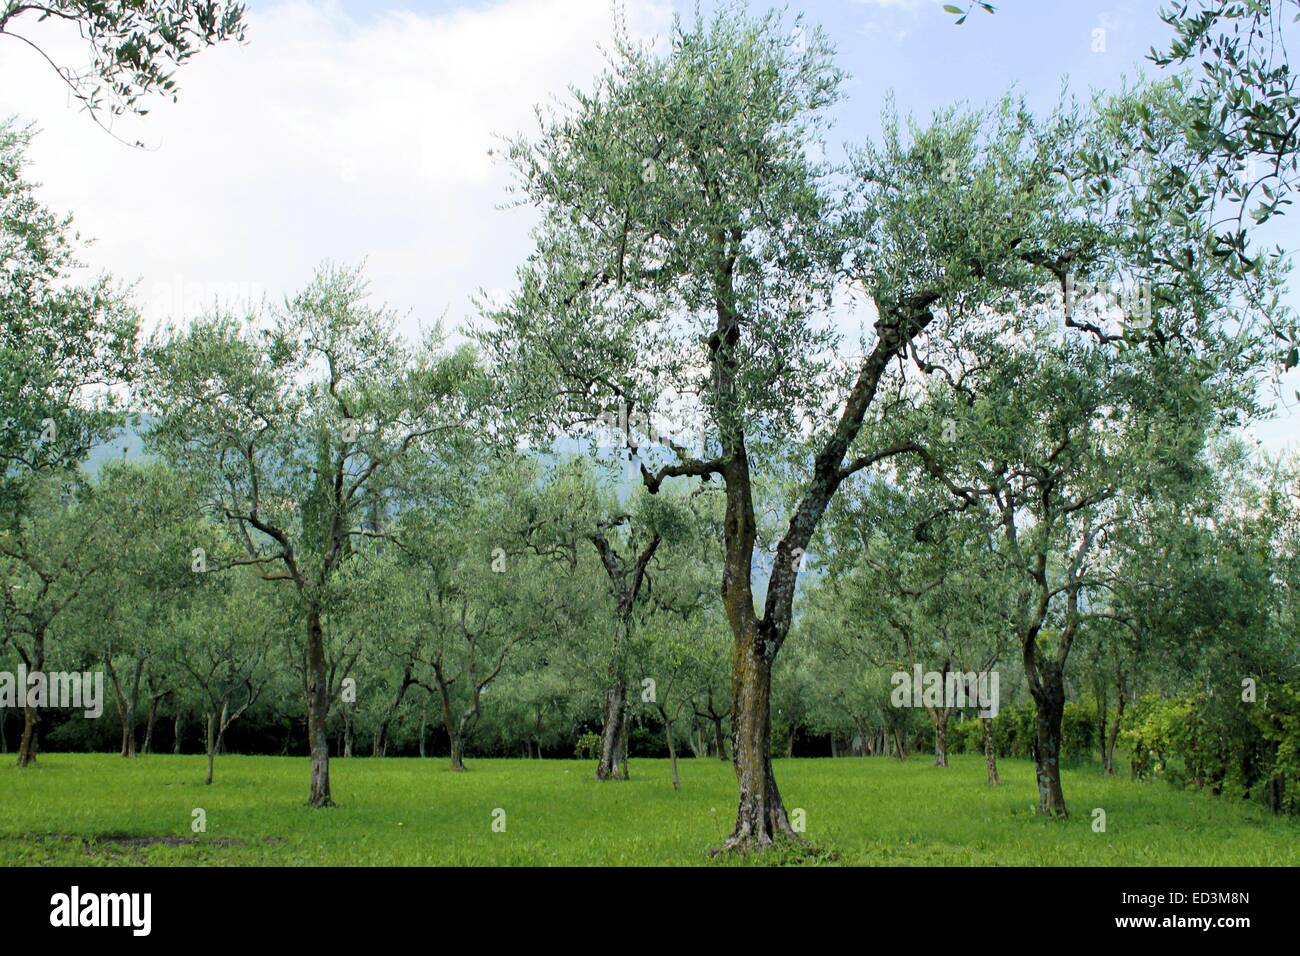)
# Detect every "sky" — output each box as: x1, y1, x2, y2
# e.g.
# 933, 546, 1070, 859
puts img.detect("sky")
0, 0, 1296, 455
